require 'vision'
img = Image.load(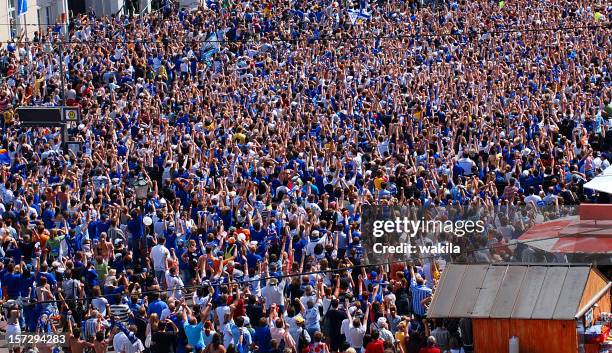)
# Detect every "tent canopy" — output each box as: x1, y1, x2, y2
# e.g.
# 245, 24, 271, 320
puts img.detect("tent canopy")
584, 164, 612, 195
